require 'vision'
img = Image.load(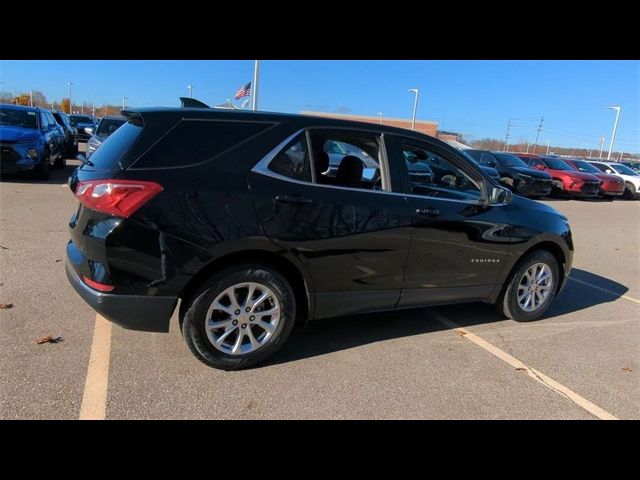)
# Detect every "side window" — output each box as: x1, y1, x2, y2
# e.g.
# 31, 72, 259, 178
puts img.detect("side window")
529, 158, 543, 168
268, 134, 312, 182
47, 113, 56, 128
591, 163, 607, 173
309, 131, 383, 191
40, 113, 50, 130
401, 141, 482, 201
